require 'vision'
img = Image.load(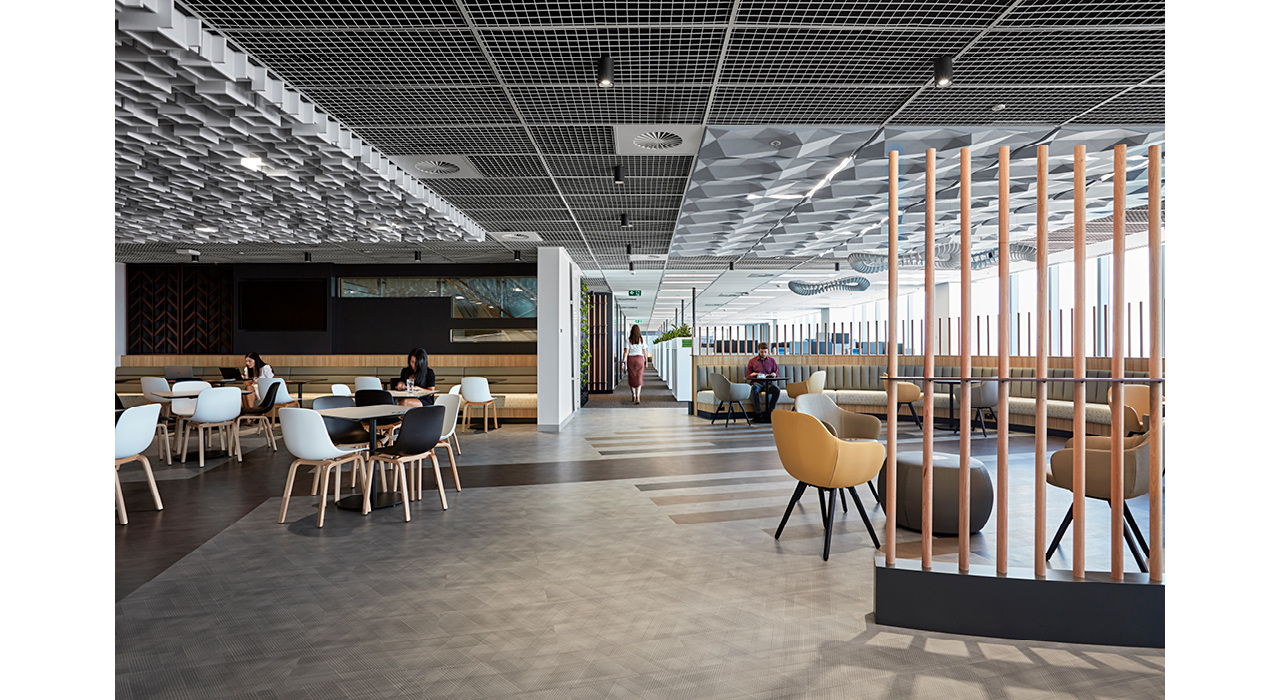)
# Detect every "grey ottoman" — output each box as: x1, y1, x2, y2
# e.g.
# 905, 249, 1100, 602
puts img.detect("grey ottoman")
876, 451, 994, 535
